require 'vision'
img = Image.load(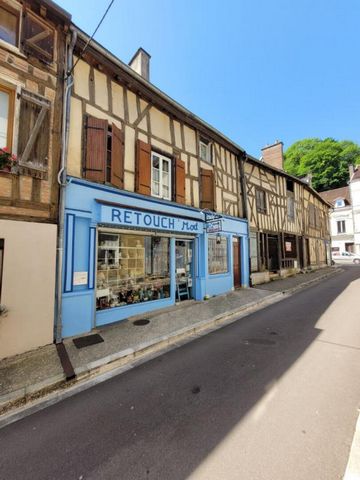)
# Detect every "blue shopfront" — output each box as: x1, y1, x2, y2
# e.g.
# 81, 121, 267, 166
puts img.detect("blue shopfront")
61, 178, 249, 338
